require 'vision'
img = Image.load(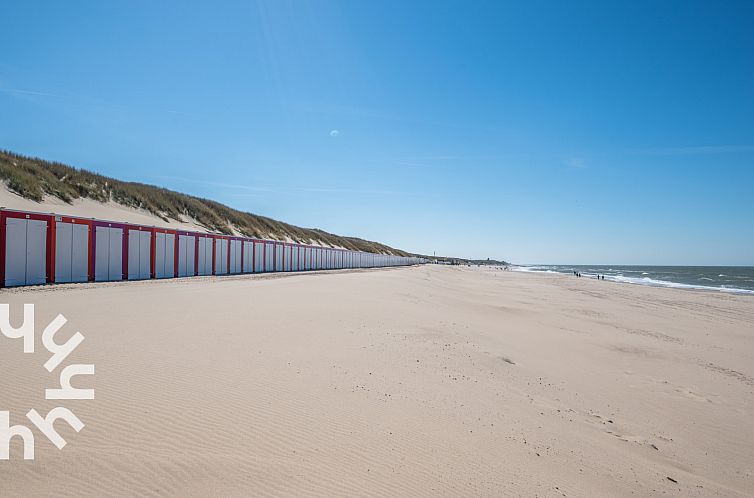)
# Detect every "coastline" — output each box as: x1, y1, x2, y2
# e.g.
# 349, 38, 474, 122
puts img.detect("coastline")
1, 265, 752, 496
512, 264, 754, 296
